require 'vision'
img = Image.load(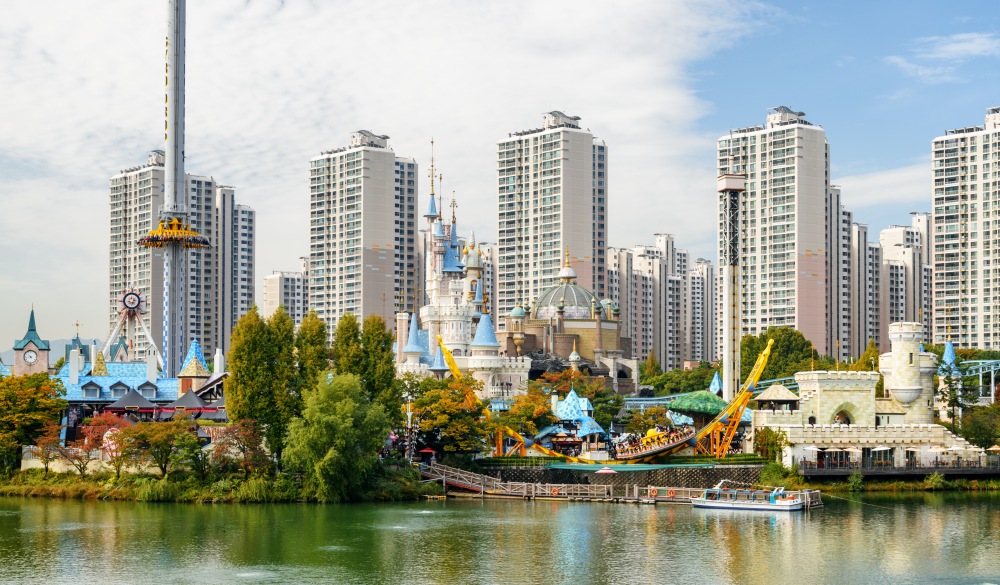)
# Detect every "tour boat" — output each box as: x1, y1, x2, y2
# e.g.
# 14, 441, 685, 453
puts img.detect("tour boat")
691, 481, 806, 511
